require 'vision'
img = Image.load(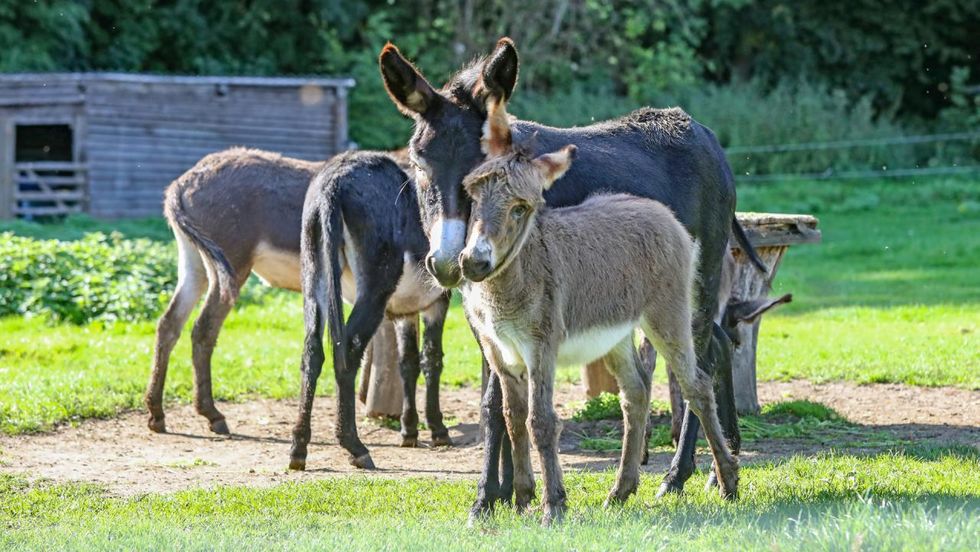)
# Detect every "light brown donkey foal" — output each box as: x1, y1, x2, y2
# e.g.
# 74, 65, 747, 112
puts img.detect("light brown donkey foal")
457, 100, 739, 525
